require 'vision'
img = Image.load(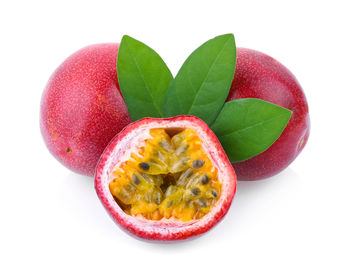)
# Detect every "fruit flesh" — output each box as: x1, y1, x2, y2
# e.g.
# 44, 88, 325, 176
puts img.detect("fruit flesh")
109, 128, 222, 222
